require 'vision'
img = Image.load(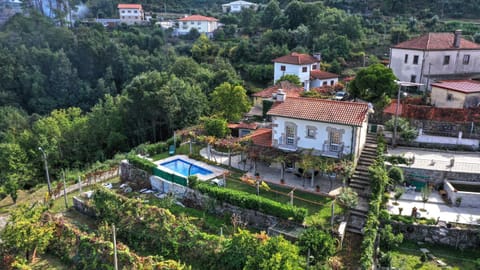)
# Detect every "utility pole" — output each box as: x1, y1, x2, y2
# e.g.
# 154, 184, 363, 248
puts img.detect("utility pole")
62, 170, 68, 209
113, 224, 118, 270
38, 147, 52, 197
